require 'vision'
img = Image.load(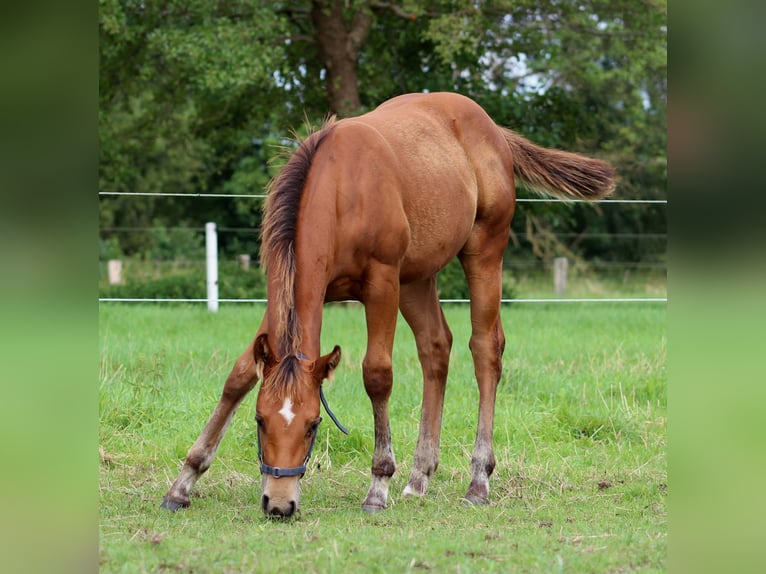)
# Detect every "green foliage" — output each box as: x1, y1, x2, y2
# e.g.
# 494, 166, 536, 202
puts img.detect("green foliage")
437, 259, 469, 299
144, 226, 205, 261
437, 259, 518, 300
100, 261, 267, 300
99, 0, 666, 266
99, 236, 123, 260
103, 269, 206, 300
99, 0, 287, 256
